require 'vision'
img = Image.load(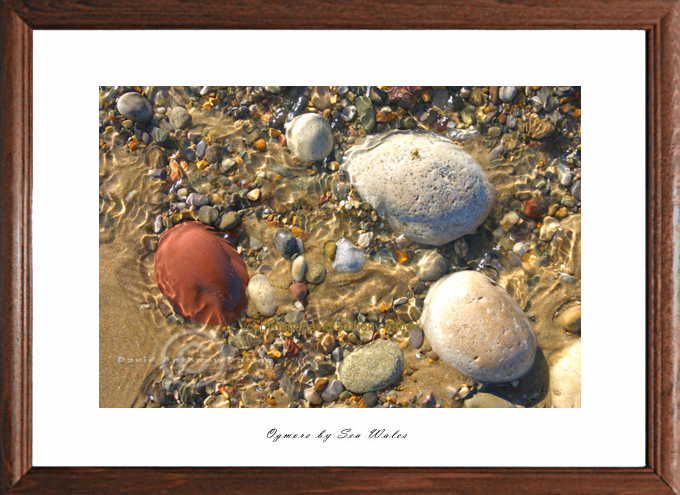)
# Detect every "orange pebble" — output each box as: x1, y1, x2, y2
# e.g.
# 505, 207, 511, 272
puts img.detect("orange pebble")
254, 138, 266, 151
395, 250, 408, 263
